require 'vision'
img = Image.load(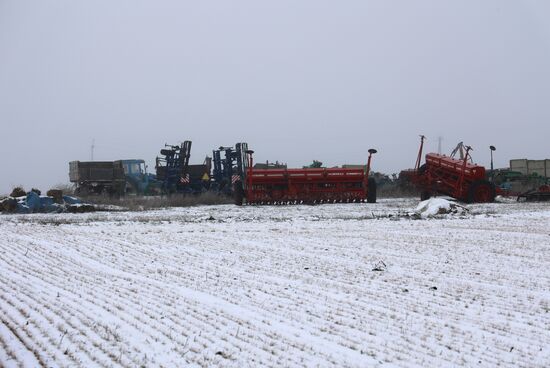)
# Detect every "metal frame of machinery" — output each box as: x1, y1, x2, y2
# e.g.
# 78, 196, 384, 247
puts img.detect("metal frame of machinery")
212, 143, 249, 195
155, 141, 192, 193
